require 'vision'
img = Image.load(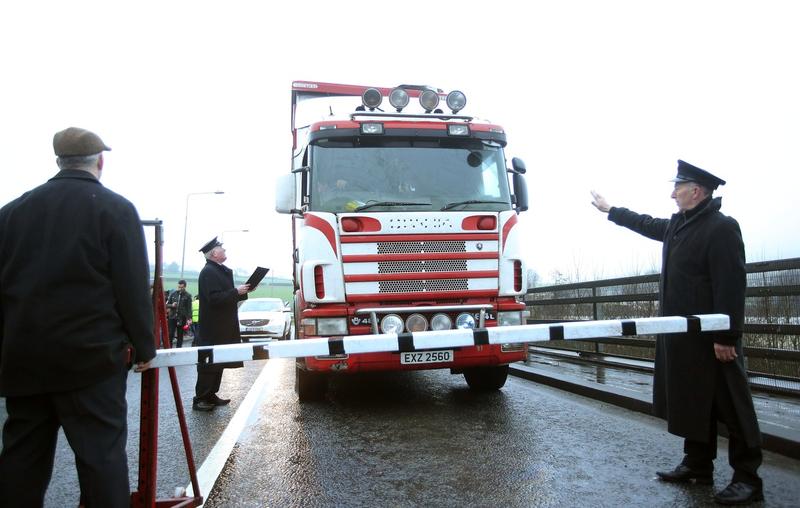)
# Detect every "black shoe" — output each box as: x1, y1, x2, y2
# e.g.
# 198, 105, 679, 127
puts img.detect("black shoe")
656, 464, 713, 484
192, 399, 215, 411
210, 395, 231, 406
714, 482, 763, 505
